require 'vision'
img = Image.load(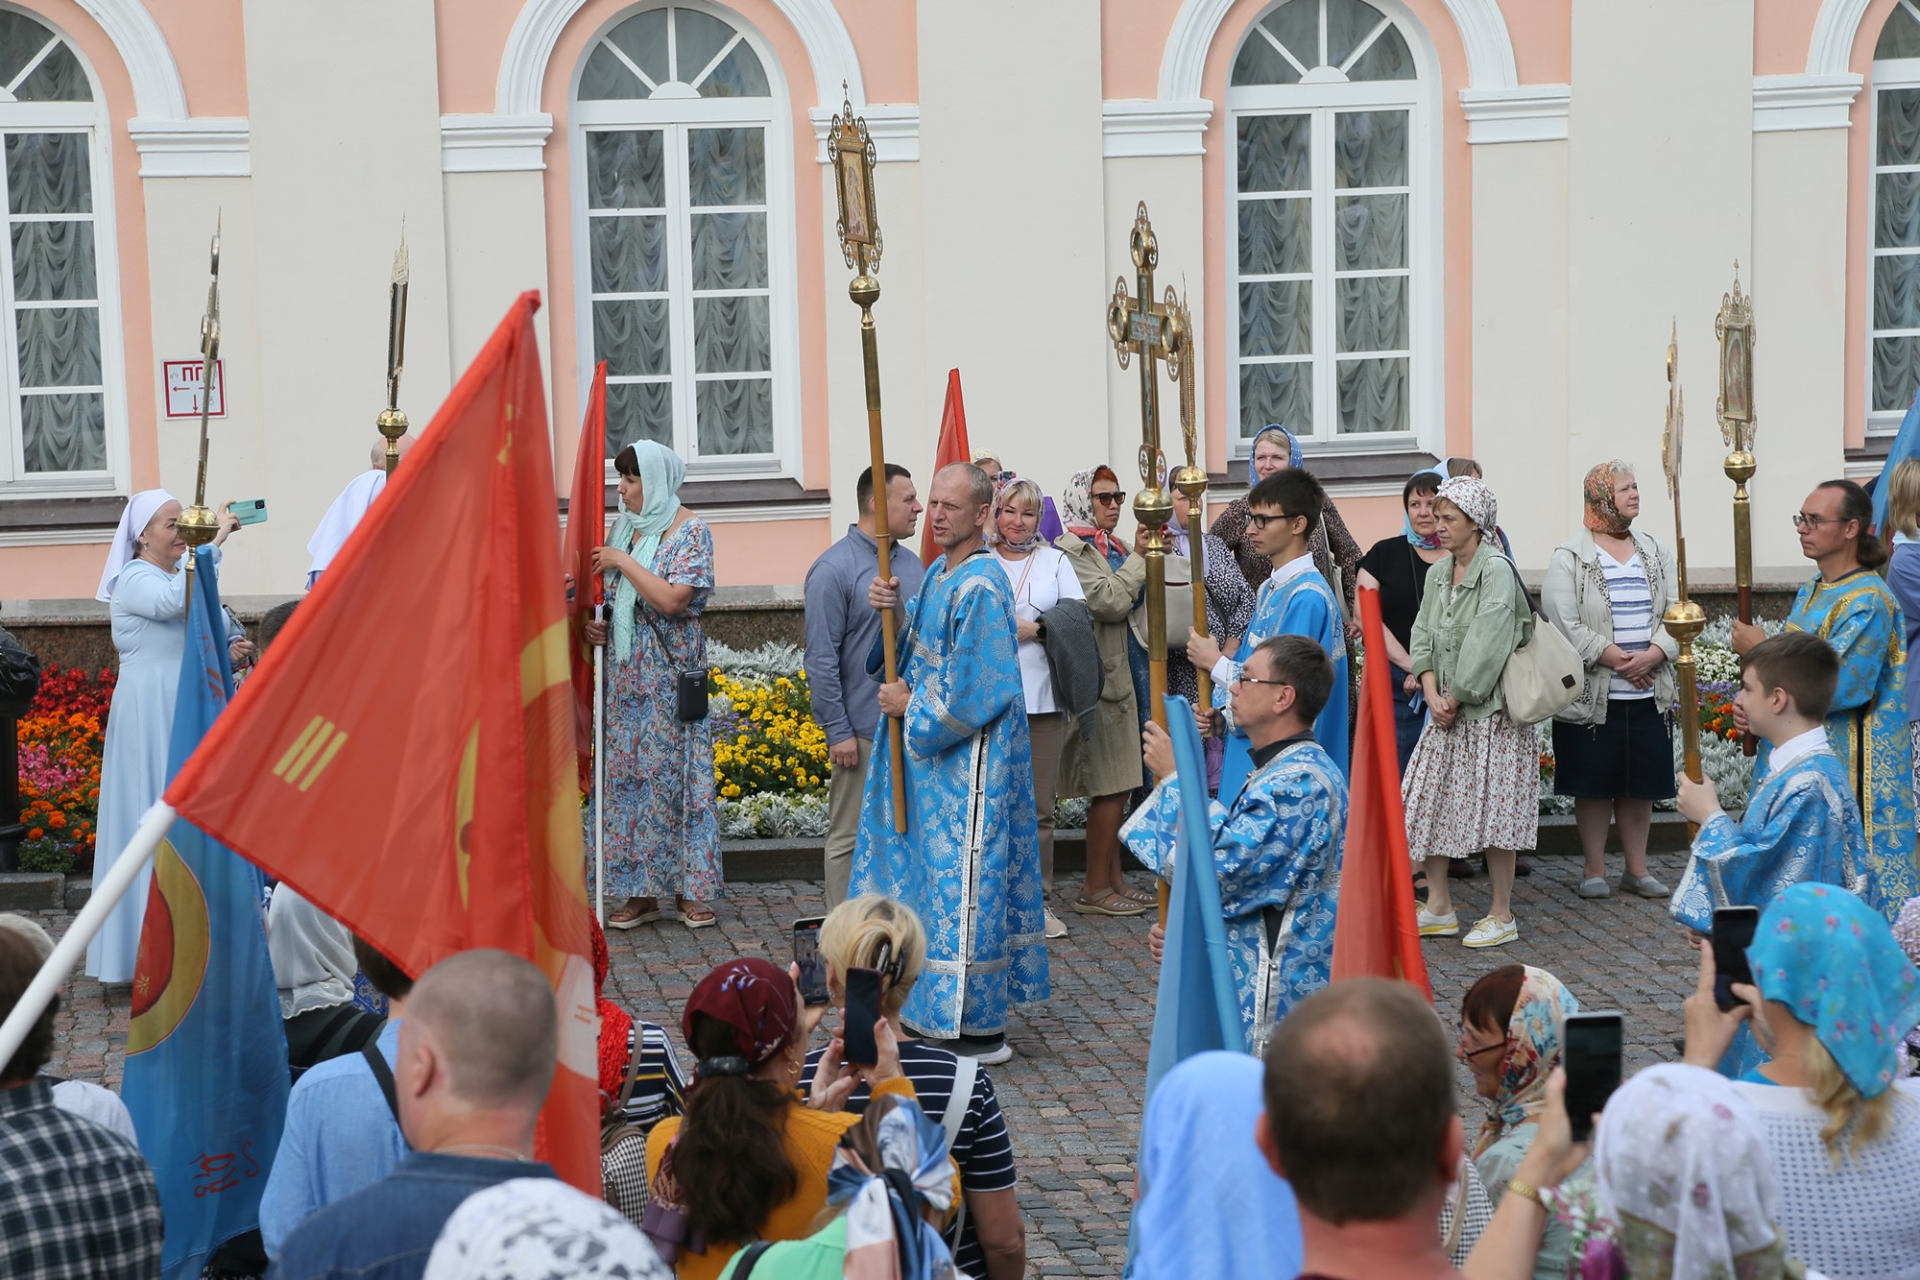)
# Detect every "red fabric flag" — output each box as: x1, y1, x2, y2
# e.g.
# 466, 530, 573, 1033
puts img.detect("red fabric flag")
164, 292, 599, 1190
562, 361, 608, 788
1330, 585, 1434, 1001
920, 368, 971, 566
